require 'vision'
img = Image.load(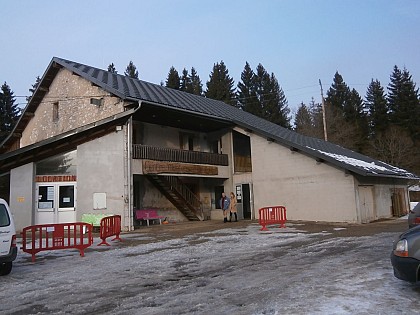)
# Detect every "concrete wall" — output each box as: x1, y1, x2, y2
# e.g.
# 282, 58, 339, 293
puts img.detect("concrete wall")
250, 134, 358, 223
9, 163, 35, 232
77, 131, 126, 225
139, 122, 214, 153
140, 123, 181, 148
21, 68, 125, 147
